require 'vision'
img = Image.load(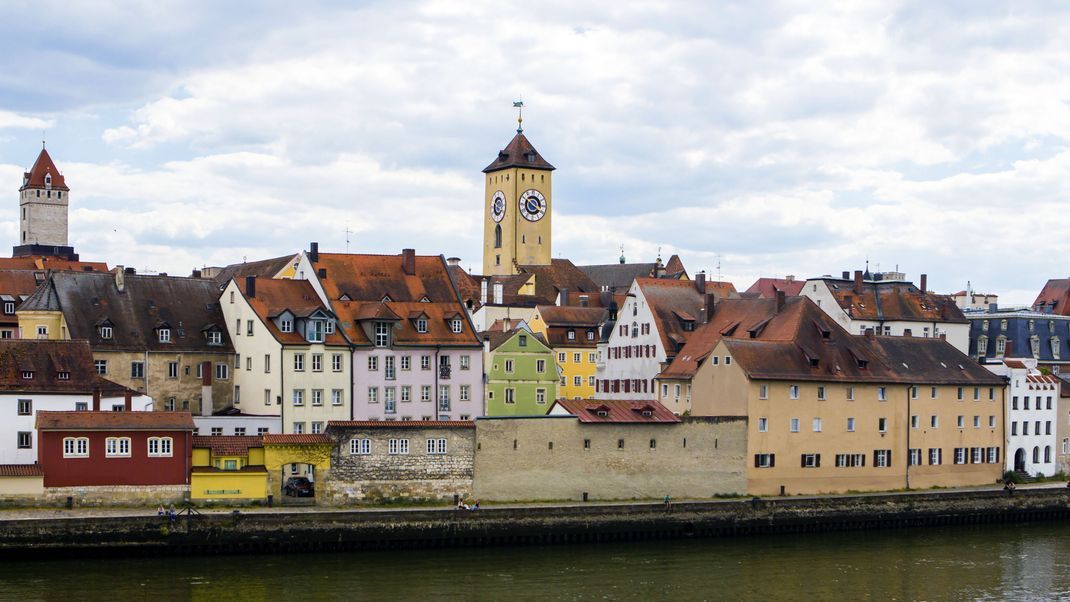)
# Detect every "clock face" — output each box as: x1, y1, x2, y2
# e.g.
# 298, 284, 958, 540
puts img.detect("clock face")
490, 191, 507, 223
519, 189, 547, 222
